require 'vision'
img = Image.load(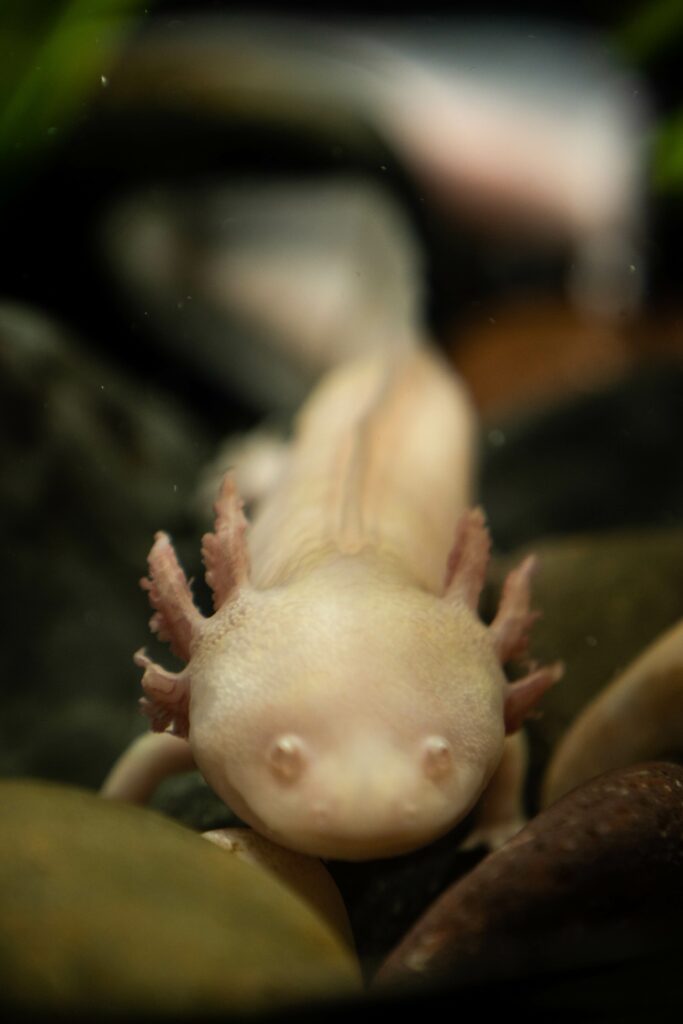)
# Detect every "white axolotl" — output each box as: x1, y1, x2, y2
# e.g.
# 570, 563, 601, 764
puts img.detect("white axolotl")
103, 345, 561, 861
